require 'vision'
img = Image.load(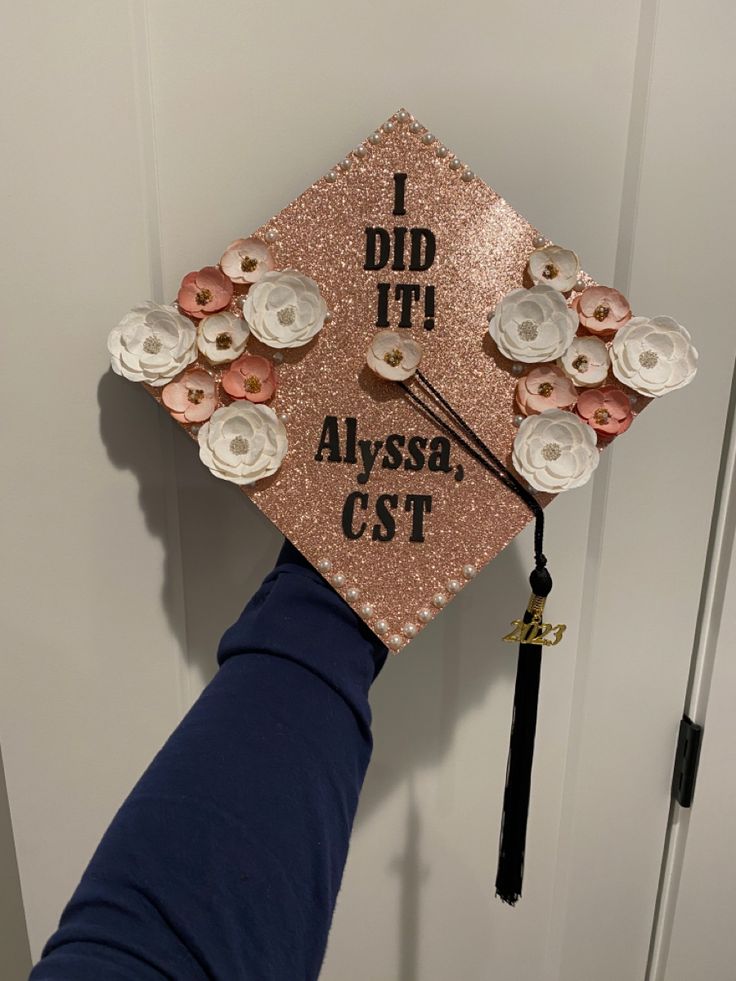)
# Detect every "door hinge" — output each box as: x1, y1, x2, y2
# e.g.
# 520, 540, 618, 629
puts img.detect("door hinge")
671, 715, 703, 808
